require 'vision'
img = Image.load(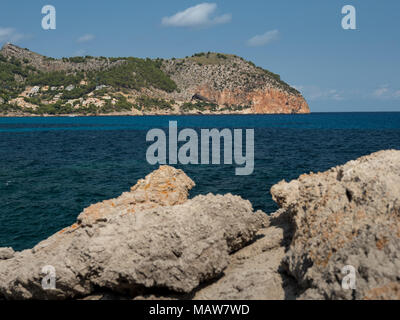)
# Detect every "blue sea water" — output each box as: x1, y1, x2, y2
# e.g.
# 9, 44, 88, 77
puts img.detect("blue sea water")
1, 112, 400, 251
